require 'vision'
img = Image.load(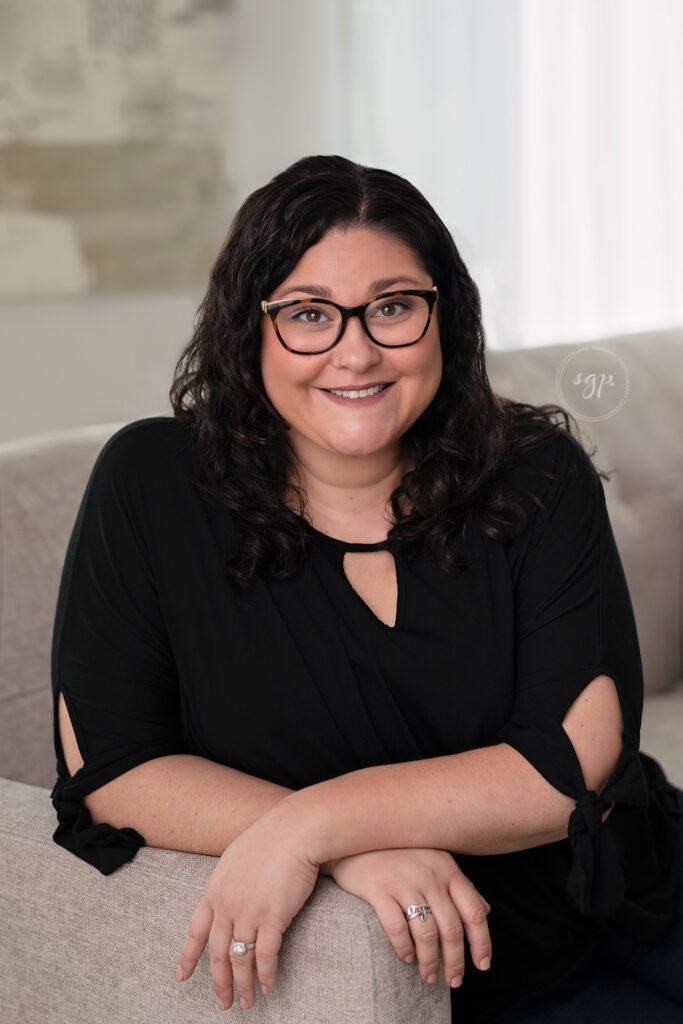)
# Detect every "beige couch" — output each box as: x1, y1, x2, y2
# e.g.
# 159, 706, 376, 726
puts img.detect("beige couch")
1, 332, 681, 1023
